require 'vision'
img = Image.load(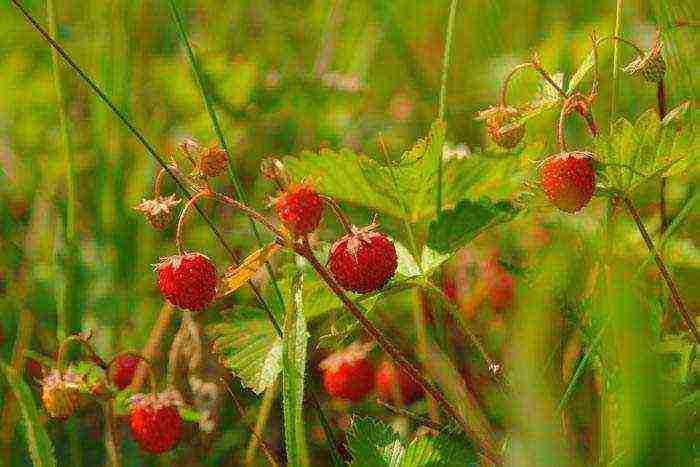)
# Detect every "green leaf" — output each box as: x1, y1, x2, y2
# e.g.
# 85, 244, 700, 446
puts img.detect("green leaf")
395, 241, 421, 278
178, 406, 203, 422
427, 198, 520, 254
207, 307, 282, 395
285, 121, 524, 222
282, 274, 309, 467
0, 362, 57, 467
567, 50, 595, 94
595, 108, 699, 194
347, 417, 403, 467
346, 417, 477, 467
401, 431, 477, 467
